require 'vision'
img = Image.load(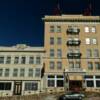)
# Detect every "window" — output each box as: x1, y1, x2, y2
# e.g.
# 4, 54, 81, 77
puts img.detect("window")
57, 80, 63, 87
57, 26, 61, 33
94, 49, 99, 57
36, 56, 41, 64
57, 75, 64, 87
50, 49, 54, 57
25, 82, 38, 91
50, 37, 54, 45
86, 80, 94, 87
57, 61, 62, 69
35, 68, 41, 77
4, 69, 10, 77
85, 26, 89, 33
0, 69, 3, 76
95, 62, 100, 70
86, 38, 91, 44
92, 38, 97, 44
50, 61, 55, 69
28, 68, 33, 77
88, 62, 93, 70
48, 80, 55, 87
13, 69, 18, 77
0, 57, 4, 64
50, 26, 54, 33
6, 56, 11, 64
20, 68, 25, 77
96, 81, 100, 87
29, 57, 34, 64
0, 82, 11, 90
21, 57, 26, 64
69, 62, 74, 68
91, 27, 96, 33
14, 57, 19, 64
57, 49, 62, 58
86, 49, 92, 58
75, 62, 80, 68
57, 37, 62, 45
